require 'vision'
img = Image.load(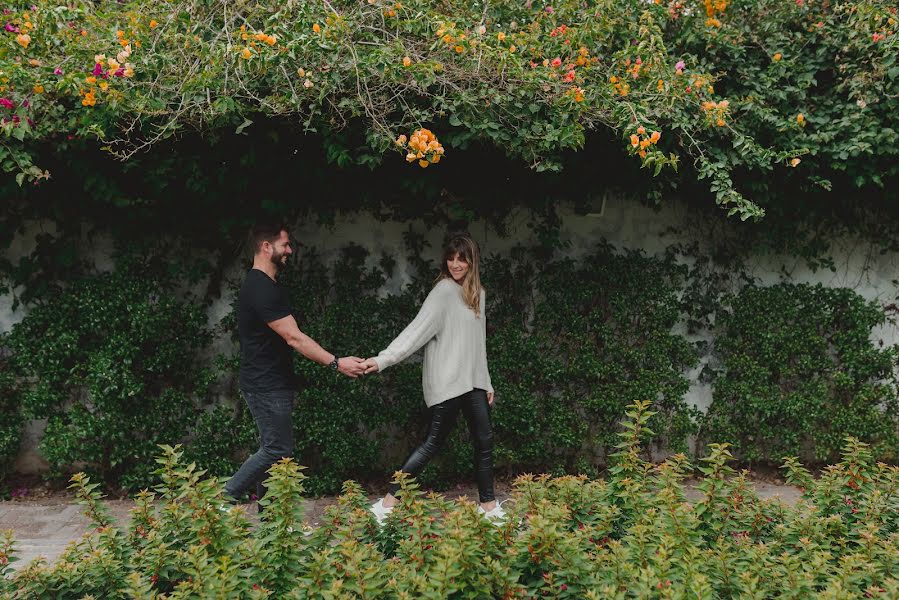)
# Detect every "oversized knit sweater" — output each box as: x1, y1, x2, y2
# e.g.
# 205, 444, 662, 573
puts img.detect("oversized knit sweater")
373, 278, 493, 407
